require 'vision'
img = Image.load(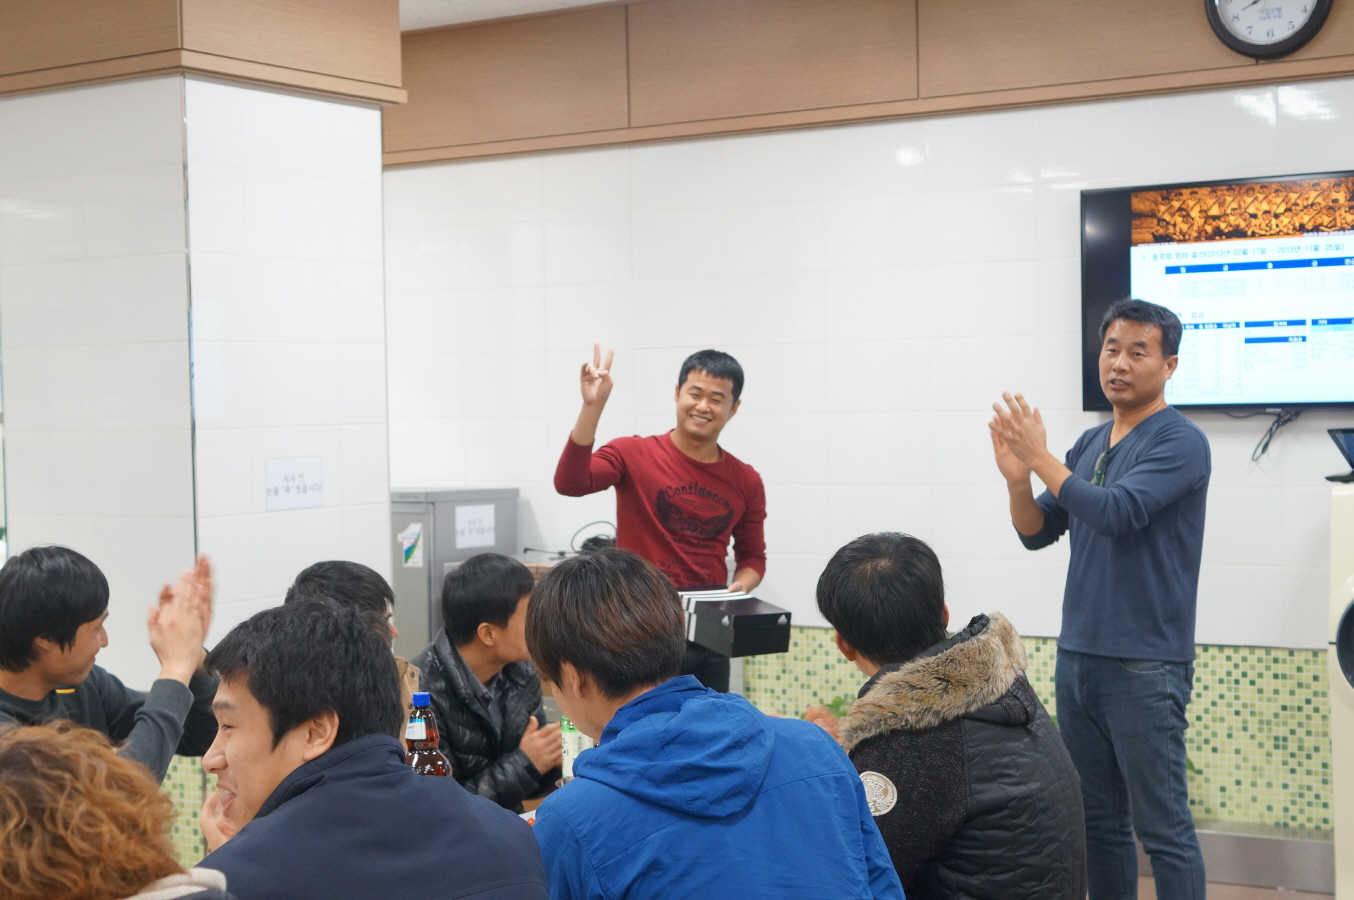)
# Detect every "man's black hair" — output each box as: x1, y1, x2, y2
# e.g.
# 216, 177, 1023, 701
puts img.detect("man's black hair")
1098, 298, 1182, 358
0, 546, 108, 672
678, 349, 744, 401
526, 548, 684, 700
205, 600, 402, 748
284, 560, 393, 617
442, 553, 535, 646
816, 533, 949, 666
